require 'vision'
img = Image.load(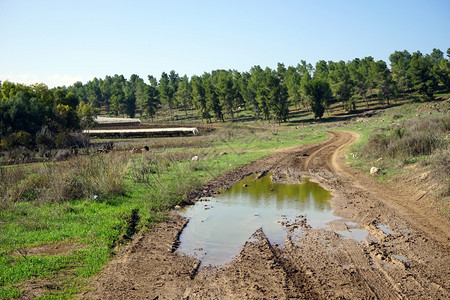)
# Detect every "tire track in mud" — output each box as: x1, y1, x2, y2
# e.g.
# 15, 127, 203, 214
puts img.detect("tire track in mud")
81, 131, 449, 299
